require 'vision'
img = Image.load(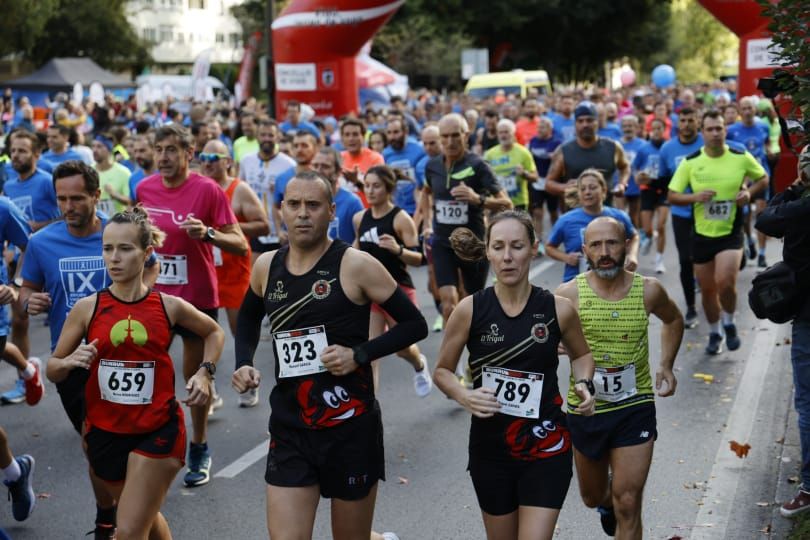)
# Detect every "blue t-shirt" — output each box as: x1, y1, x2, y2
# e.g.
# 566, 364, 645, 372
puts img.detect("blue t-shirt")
0, 197, 33, 334
40, 149, 84, 169
620, 137, 647, 196
22, 219, 111, 350
279, 120, 321, 138
383, 141, 426, 215
599, 123, 622, 141
726, 121, 770, 172
2, 168, 60, 223
631, 140, 664, 182
330, 187, 364, 244
551, 113, 575, 142
659, 135, 704, 218
272, 167, 297, 207
548, 206, 636, 283
528, 136, 562, 177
